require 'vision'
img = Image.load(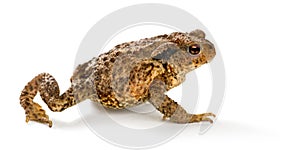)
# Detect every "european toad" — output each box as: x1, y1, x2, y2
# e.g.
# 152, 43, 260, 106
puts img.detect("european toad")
20, 29, 216, 127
